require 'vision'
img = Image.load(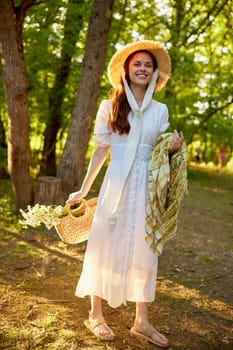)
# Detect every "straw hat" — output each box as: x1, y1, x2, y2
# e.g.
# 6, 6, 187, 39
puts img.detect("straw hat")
108, 40, 171, 92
